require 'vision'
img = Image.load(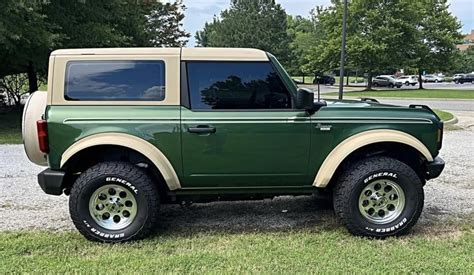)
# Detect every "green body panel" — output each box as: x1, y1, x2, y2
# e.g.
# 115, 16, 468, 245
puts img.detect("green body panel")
307, 101, 440, 183
180, 107, 311, 187
46, 101, 440, 194
46, 106, 182, 176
